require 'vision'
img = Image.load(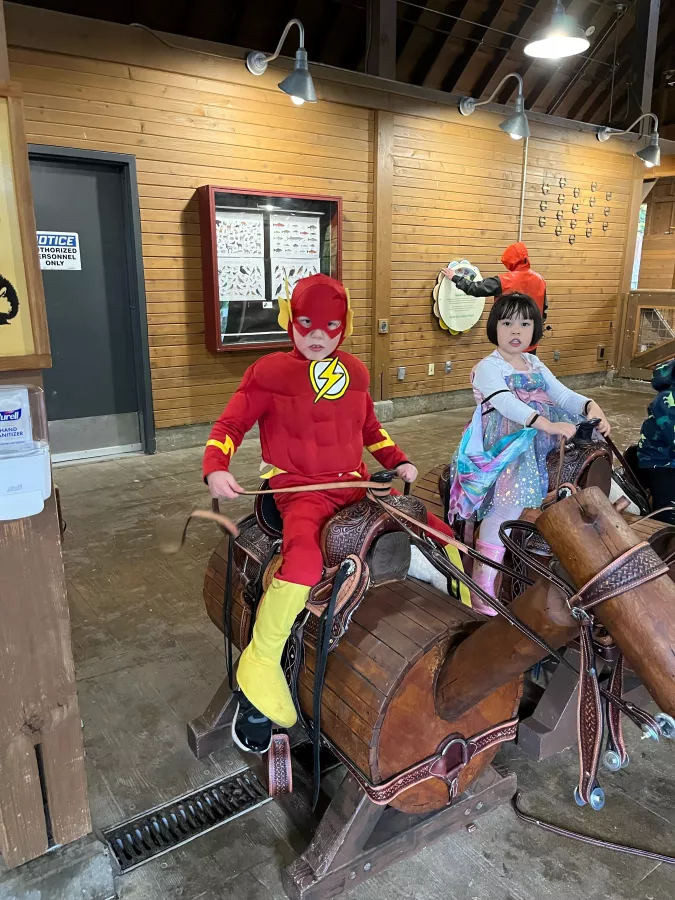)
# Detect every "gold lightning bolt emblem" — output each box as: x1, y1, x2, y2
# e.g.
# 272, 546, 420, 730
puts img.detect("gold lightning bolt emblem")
309, 357, 350, 402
